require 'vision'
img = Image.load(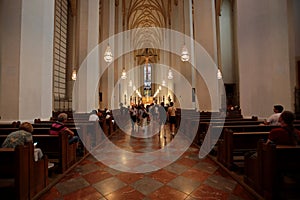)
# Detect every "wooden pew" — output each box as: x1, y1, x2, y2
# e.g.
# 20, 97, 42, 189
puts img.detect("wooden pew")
217, 130, 269, 169
196, 120, 264, 145
33, 134, 76, 173
244, 140, 300, 200
0, 143, 48, 199
0, 133, 77, 174
205, 125, 281, 151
